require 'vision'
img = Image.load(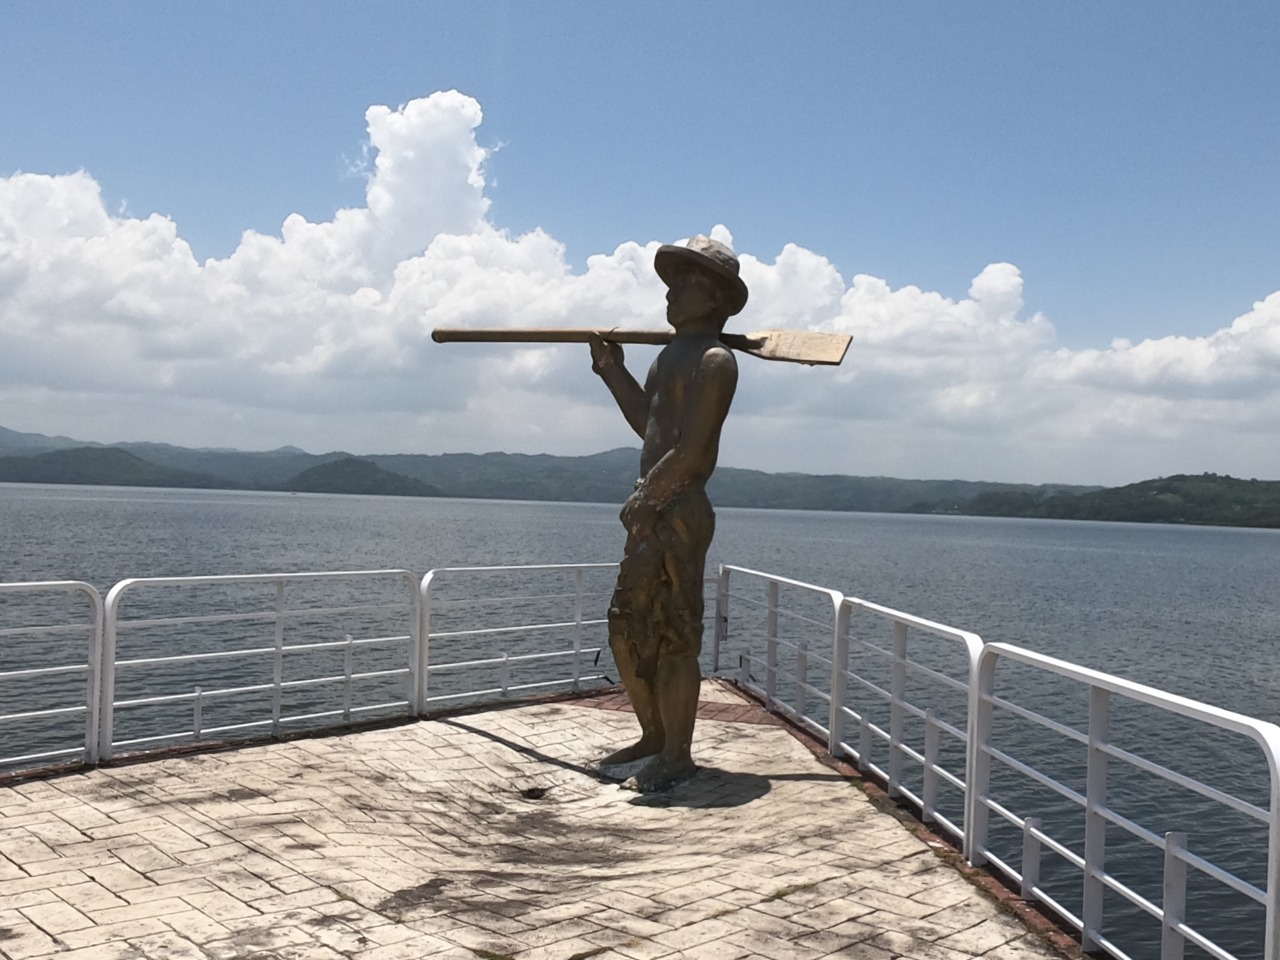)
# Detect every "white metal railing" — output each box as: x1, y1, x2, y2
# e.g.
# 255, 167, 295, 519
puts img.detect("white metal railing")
713, 564, 844, 743
101, 570, 420, 760
969, 643, 1280, 960
715, 564, 979, 847
713, 564, 1279, 960
835, 596, 981, 845
418, 563, 616, 712
4, 561, 1279, 960
0, 581, 103, 768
